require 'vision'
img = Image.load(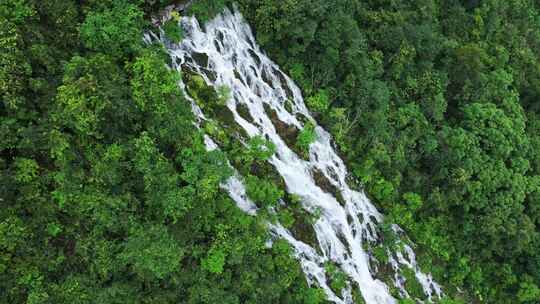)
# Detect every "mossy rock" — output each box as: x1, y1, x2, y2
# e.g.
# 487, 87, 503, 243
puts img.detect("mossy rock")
249, 161, 285, 189
185, 73, 218, 108
290, 212, 319, 250
184, 71, 248, 142
191, 51, 209, 67
236, 102, 255, 124
203, 119, 229, 146
324, 261, 348, 295
262, 103, 300, 150
274, 68, 294, 99
371, 256, 399, 298
311, 168, 345, 205
352, 286, 366, 304
401, 267, 427, 300
284, 99, 294, 113
281, 194, 319, 250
